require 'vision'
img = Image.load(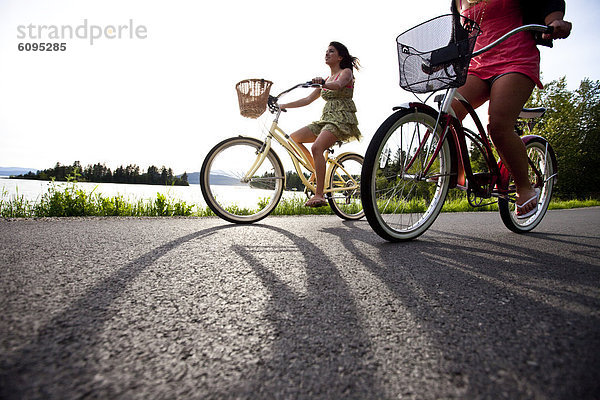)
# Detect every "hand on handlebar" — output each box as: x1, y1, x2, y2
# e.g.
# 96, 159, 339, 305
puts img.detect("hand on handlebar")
268, 95, 285, 113
543, 19, 572, 40
302, 77, 326, 88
